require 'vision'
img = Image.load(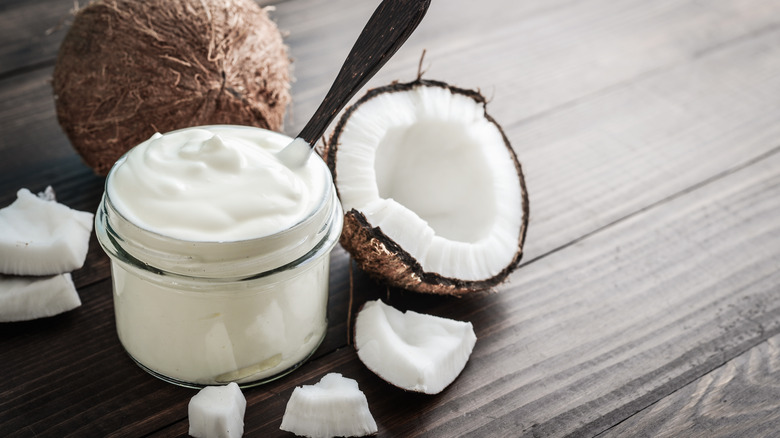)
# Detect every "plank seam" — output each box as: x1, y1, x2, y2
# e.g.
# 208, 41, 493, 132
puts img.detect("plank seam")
0, 59, 55, 83
504, 20, 780, 133
518, 143, 780, 270
593, 311, 780, 438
